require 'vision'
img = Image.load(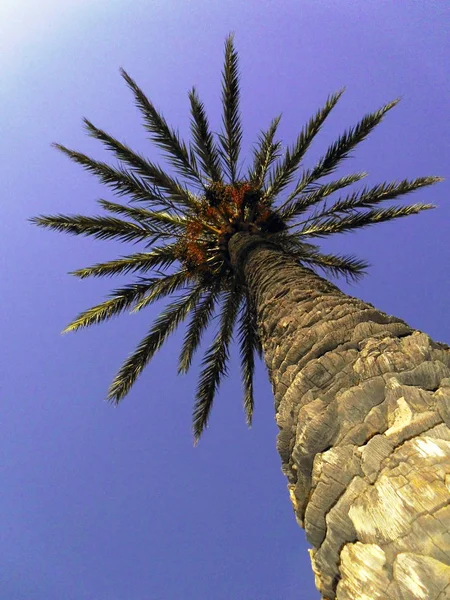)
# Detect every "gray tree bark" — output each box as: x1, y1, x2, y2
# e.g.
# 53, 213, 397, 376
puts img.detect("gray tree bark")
229, 232, 450, 600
